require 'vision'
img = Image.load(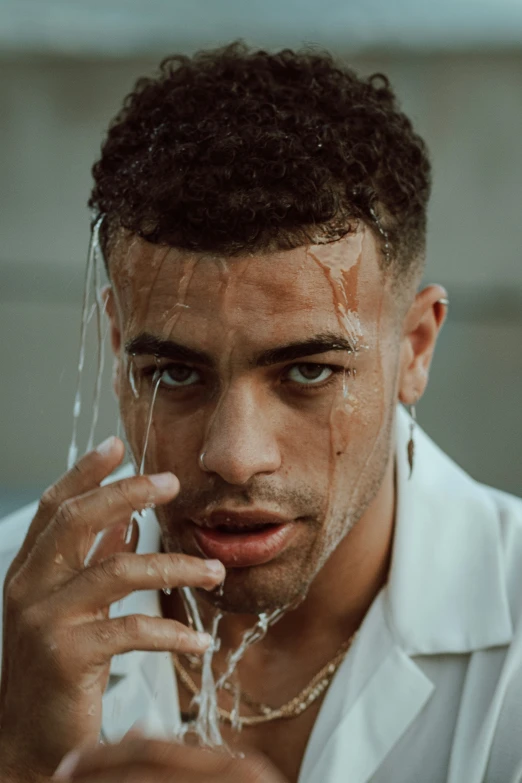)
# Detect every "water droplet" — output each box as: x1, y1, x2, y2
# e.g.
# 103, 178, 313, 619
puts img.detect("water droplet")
138, 370, 161, 475
67, 216, 105, 469
73, 390, 81, 418
128, 360, 139, 399
124, 519, 135, 545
